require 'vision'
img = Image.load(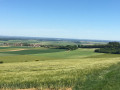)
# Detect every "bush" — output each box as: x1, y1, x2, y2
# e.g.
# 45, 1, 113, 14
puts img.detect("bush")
35, 60, 39, 61
94, 49, 100, 52
0, 61, 3, 64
